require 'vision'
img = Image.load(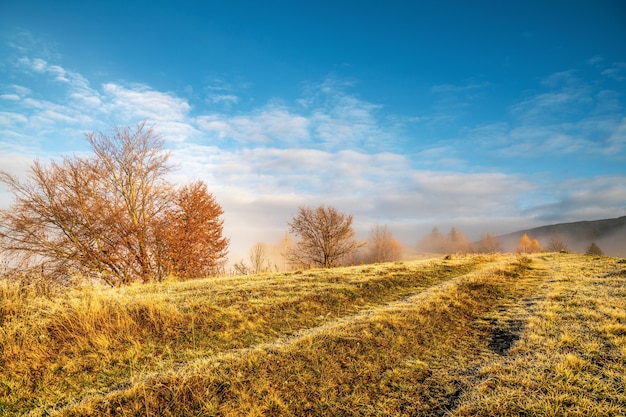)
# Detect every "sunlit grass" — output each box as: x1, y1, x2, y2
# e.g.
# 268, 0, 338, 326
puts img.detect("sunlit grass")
0, 255, 490, 415
1, 253, 624, 416
453, 254, 626, 416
